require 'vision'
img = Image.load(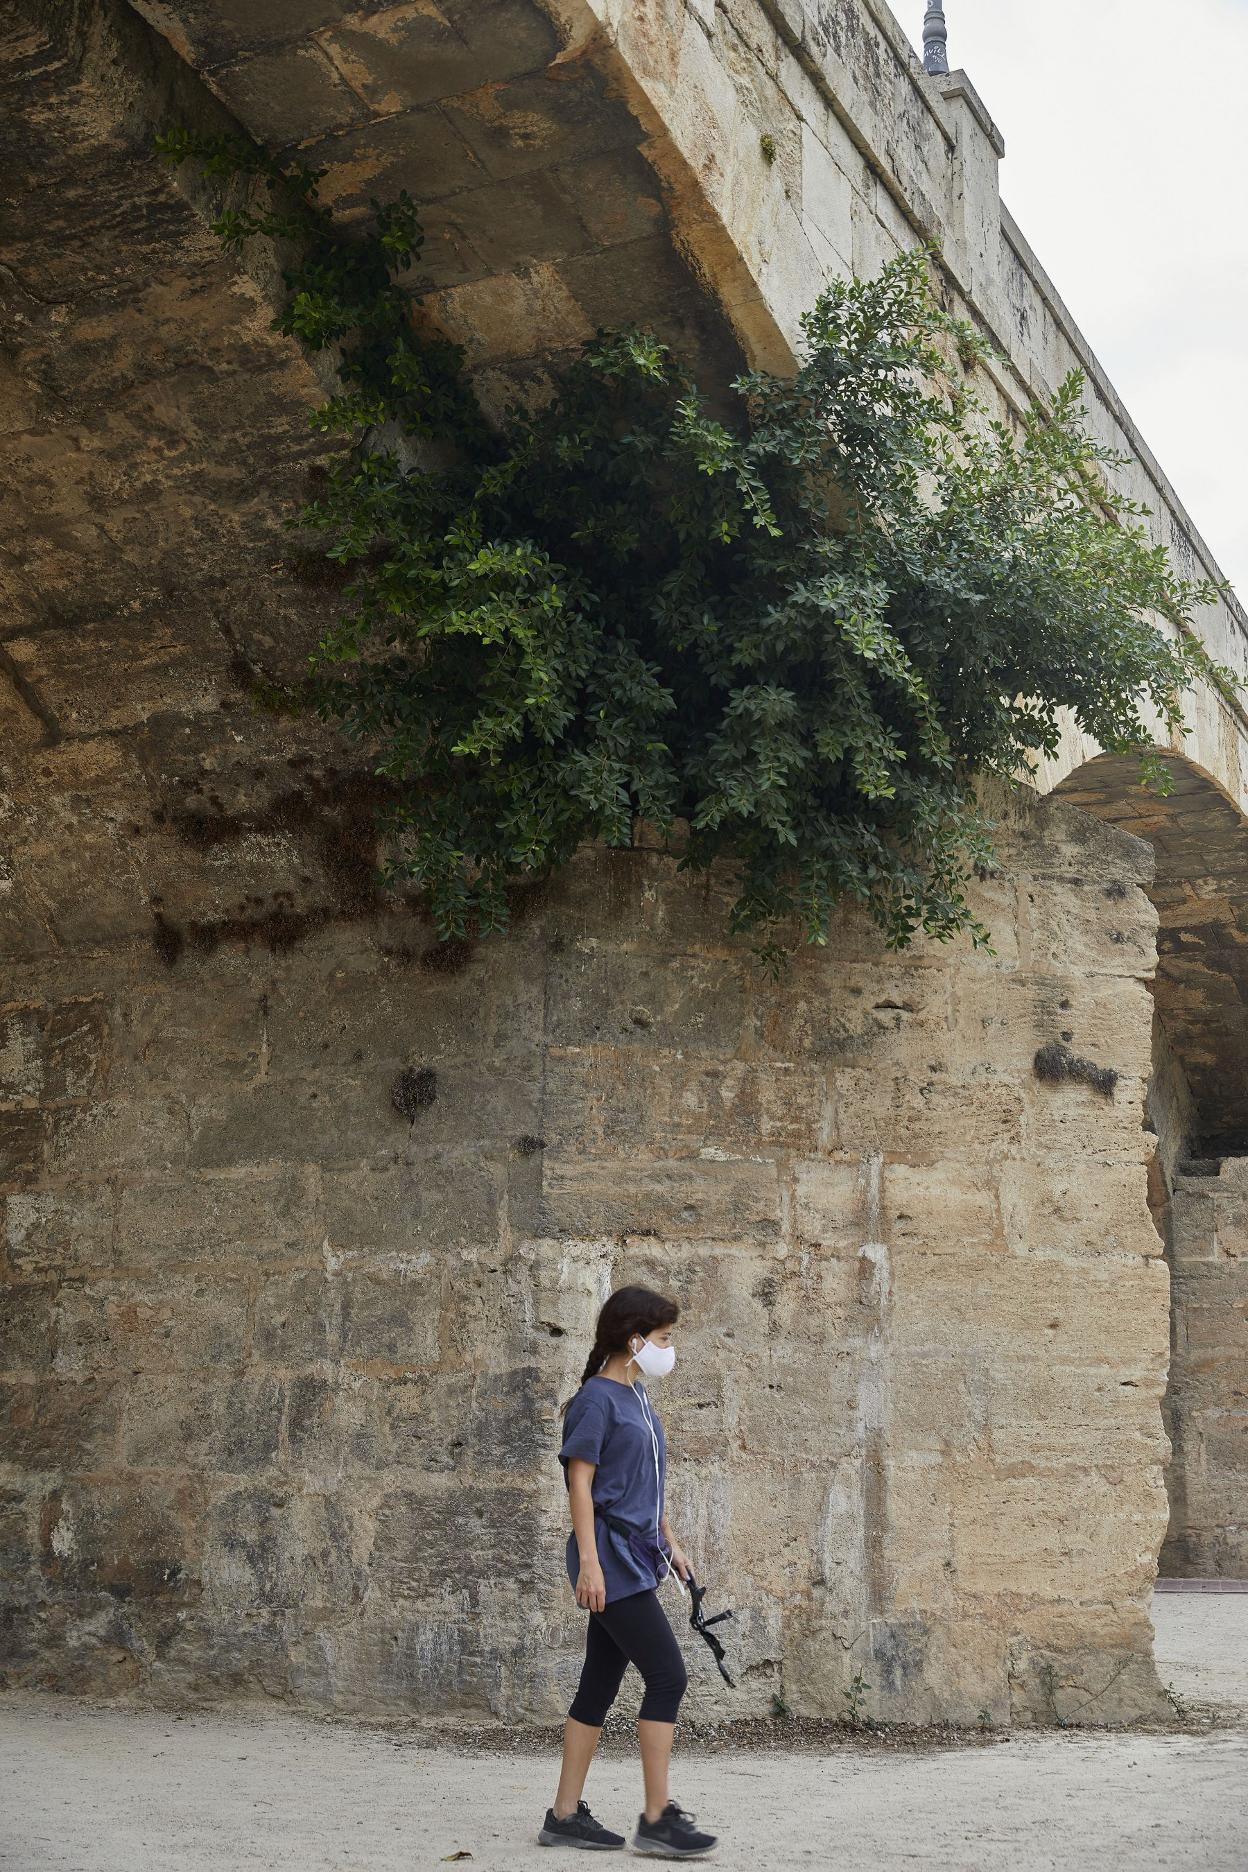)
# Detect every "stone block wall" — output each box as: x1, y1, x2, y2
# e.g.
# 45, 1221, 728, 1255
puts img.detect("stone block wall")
0, 0, 1211, 1724
1162, 1159, 1248, 1577
1, 784, 1174, 1726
